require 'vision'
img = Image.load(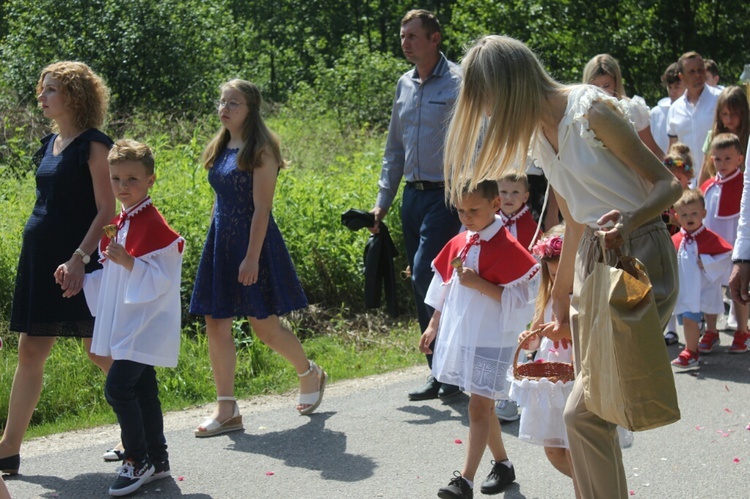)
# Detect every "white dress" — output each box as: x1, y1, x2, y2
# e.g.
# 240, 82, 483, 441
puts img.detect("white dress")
425, 217, 538, 399
84, 201, 184, 368
510, 301, 574, 448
